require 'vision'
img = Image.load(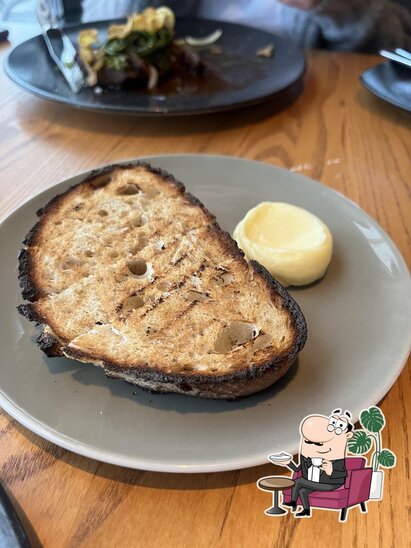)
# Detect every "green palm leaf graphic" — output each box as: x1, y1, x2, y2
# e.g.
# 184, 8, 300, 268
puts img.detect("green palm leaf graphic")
378, 449, 396, 468
347, 430, 372, 454
360, 407, 385, 432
